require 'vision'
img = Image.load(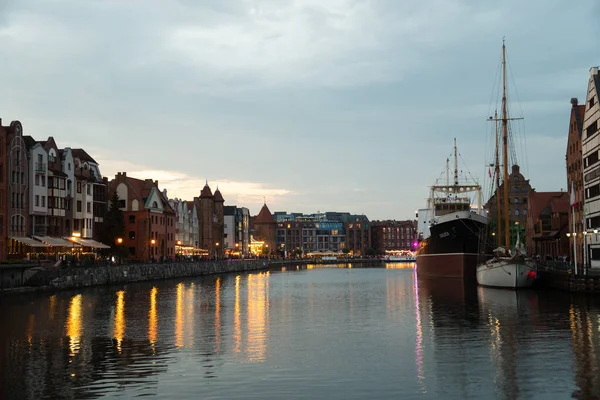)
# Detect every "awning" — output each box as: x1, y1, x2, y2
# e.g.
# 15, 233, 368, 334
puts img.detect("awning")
34, 236, 78, 247
9, 236, 49, 248
68, 237, 111, 249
